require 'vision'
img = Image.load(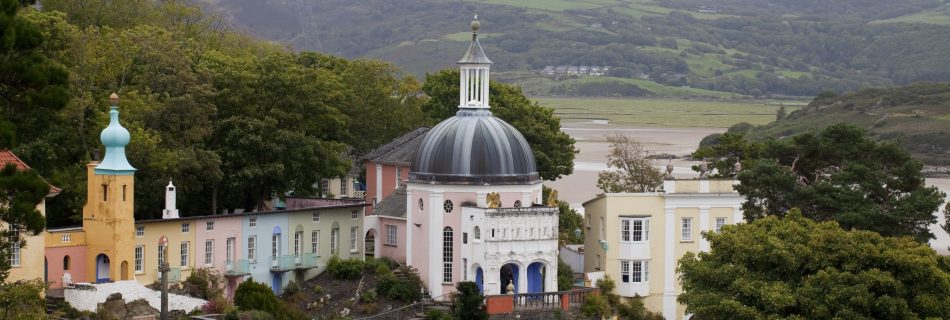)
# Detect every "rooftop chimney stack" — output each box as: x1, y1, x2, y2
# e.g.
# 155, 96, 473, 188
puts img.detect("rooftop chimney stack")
163, 180, 179, 219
